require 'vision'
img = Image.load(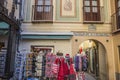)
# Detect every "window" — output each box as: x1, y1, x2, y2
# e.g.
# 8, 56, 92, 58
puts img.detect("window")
36, 0, 52, 12
83, 0, 101, 22
32, 0, 53, 21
